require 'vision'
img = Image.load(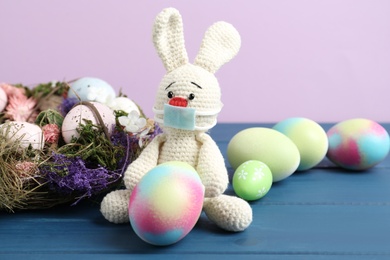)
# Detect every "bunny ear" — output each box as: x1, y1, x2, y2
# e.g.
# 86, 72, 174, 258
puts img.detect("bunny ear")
152, 8, 189, 72
194, 22, 241, 74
